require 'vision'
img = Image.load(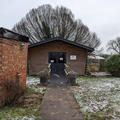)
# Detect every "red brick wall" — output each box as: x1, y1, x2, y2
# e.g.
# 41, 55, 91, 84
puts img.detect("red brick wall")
0, 38, 28, 88
28, 41, 87, 75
